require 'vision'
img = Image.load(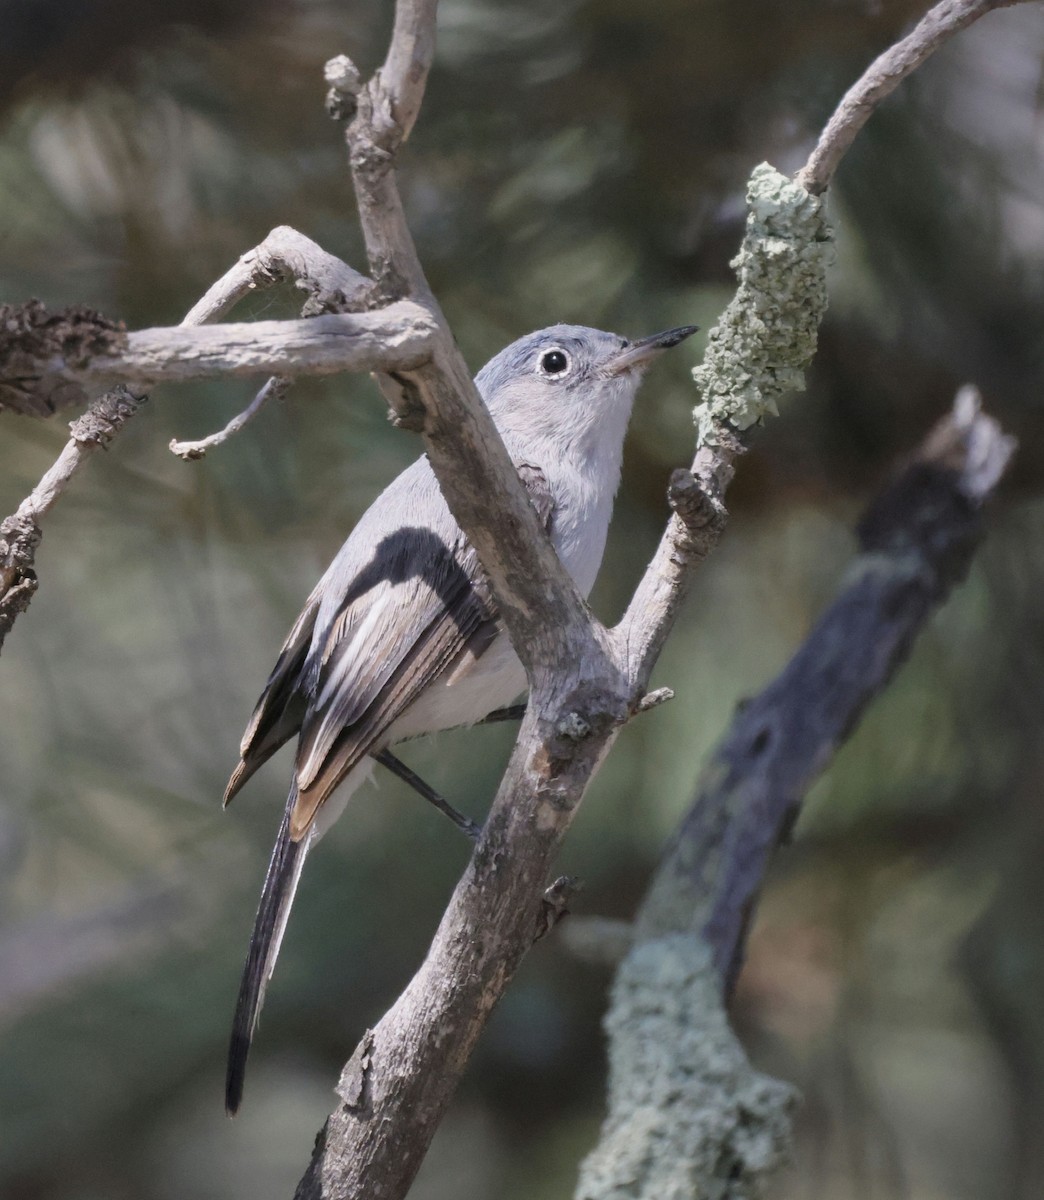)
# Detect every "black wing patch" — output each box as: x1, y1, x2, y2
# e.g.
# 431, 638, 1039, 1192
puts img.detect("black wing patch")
224, 462, 555, 839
